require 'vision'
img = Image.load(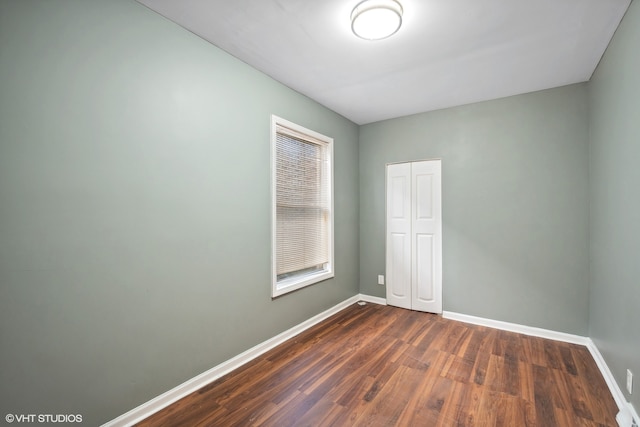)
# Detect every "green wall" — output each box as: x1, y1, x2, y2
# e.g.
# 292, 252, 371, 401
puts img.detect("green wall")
0, 1, 359, 425
359, 84, 590, 335
588, 0, 640, 413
